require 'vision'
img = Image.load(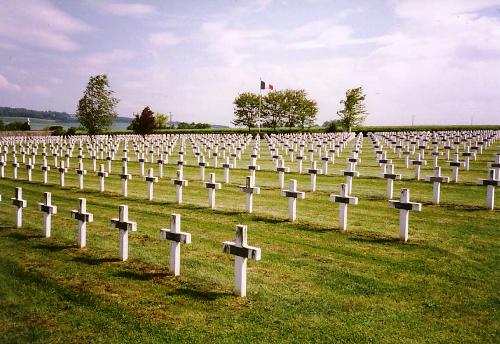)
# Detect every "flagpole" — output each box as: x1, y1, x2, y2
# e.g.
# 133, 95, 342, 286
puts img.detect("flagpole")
258, 78, 262, 134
